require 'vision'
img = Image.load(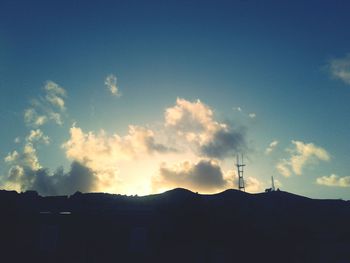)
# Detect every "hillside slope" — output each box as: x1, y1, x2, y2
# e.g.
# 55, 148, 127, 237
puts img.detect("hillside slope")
0, 188, 349, 262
